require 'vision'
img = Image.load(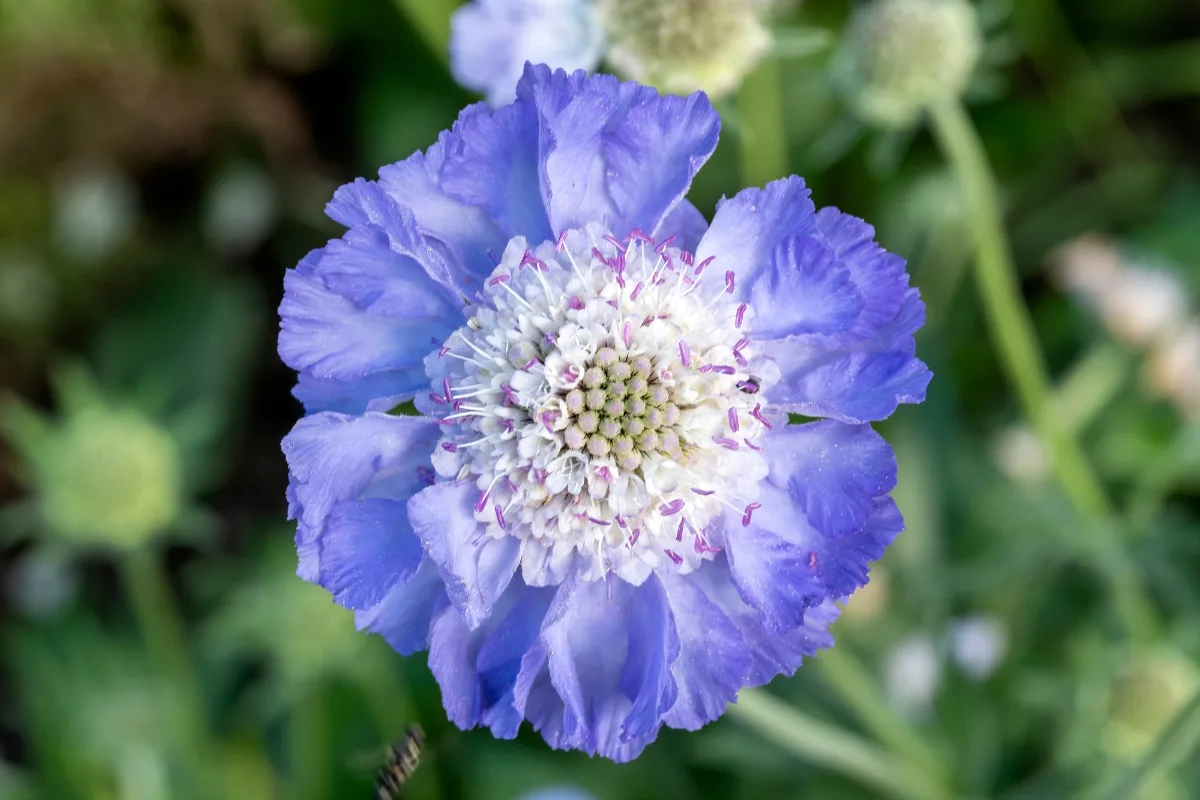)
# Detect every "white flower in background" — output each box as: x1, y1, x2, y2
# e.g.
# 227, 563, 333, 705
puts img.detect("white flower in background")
990, 424, 1049, 486
948, 615, 1007, 680
1145, 322, 1200, 419
885, 634, 942, 717
53, 165, 138, 265
203, 162, 279, 257
836, 0, 982, 129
